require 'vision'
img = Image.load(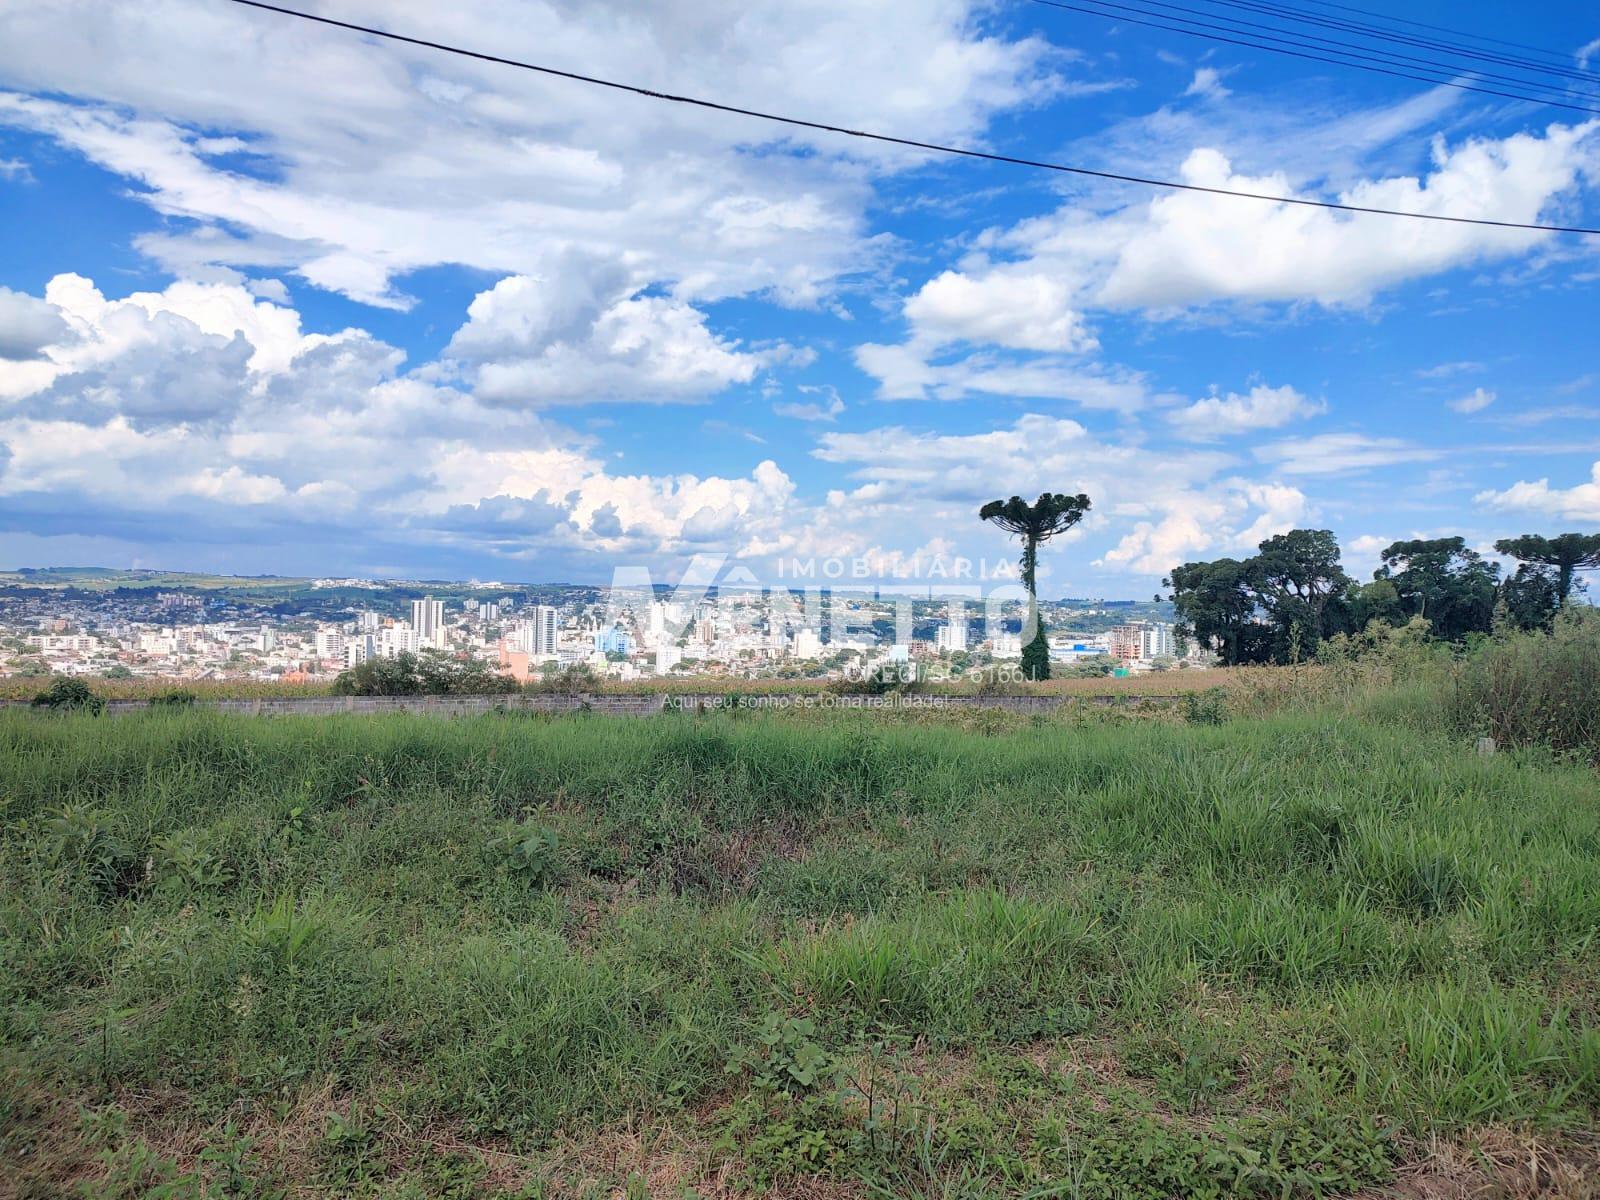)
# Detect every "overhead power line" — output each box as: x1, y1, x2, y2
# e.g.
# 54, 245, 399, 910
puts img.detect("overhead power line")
220, 0, 1600, 236
1097, 0, 1600, 100
1287, 0, 1594, 67
1027, 0, 1600, 116
1197, 0, 1600, 88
